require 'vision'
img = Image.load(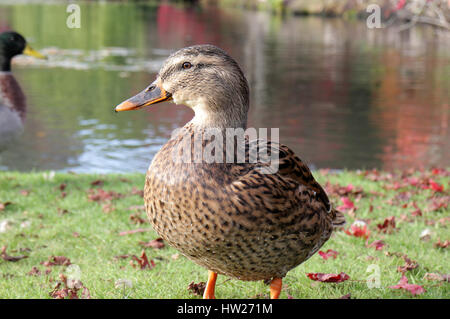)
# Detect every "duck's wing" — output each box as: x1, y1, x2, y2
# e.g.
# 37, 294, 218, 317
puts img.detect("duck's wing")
234, 139, 345, 228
